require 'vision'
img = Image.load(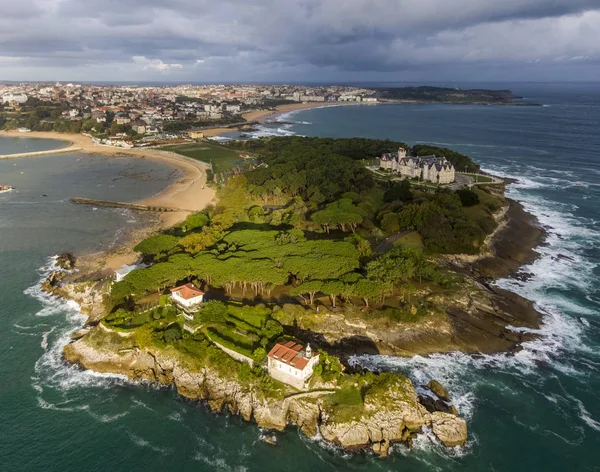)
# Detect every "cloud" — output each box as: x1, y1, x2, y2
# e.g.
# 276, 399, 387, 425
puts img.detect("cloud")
0, 0, 598, 81
132, 56, 182, 73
